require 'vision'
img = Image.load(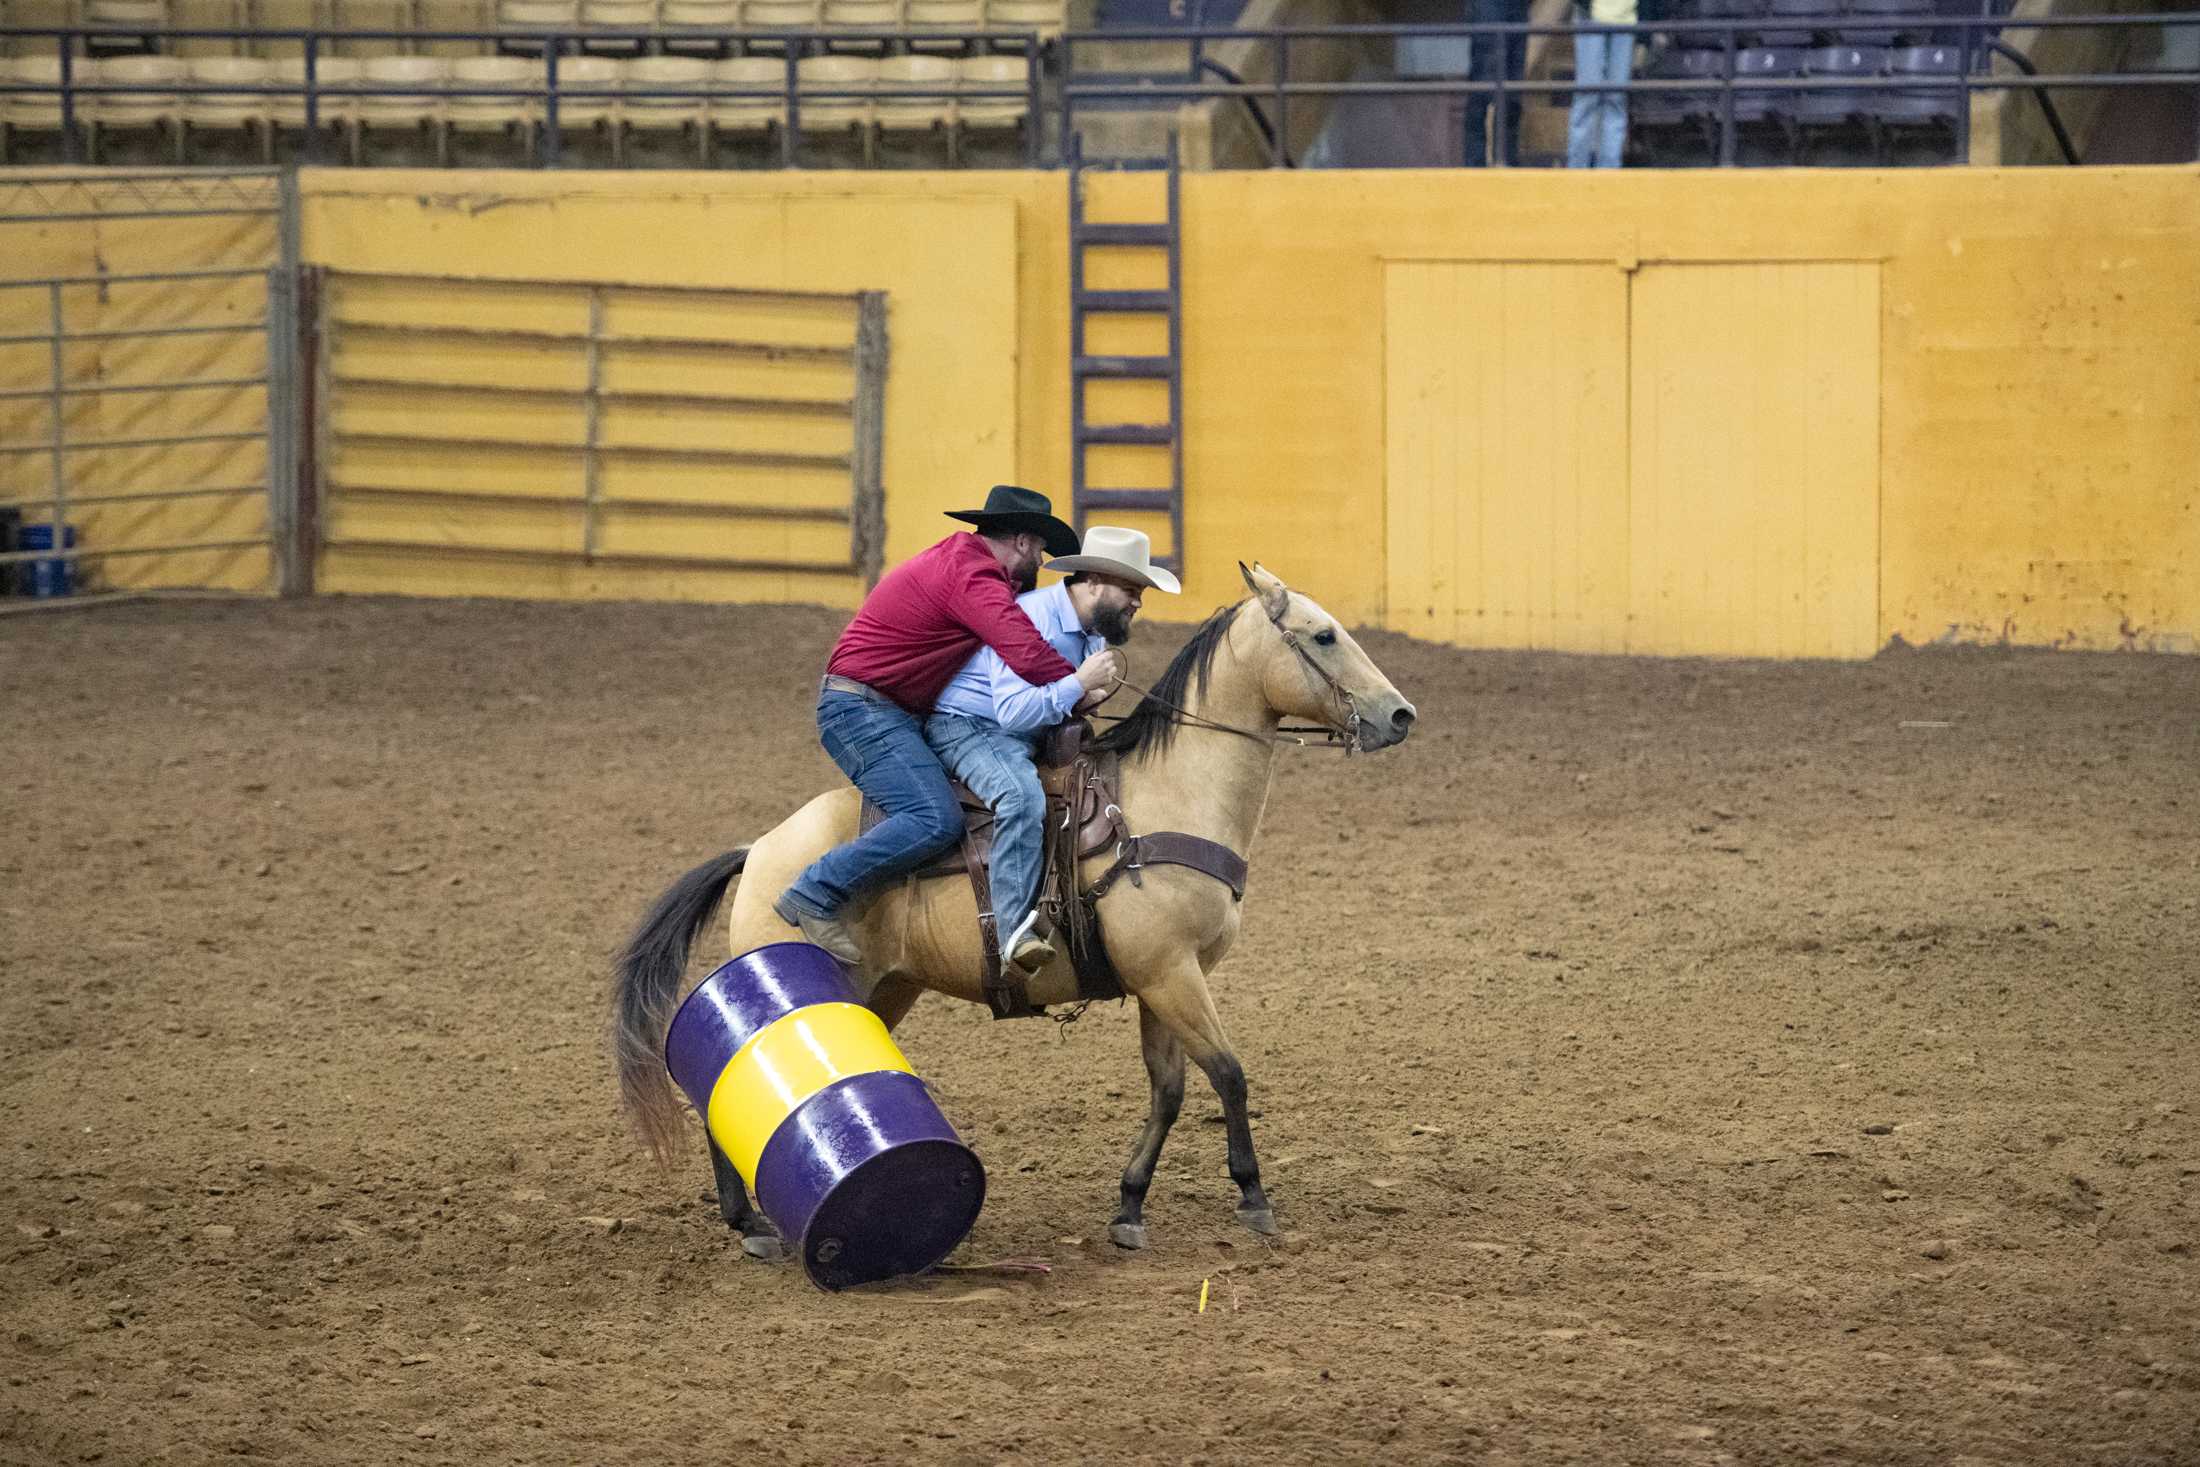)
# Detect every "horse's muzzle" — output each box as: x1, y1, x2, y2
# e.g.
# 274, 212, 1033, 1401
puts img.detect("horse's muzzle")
1355, 697, 1417, 752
